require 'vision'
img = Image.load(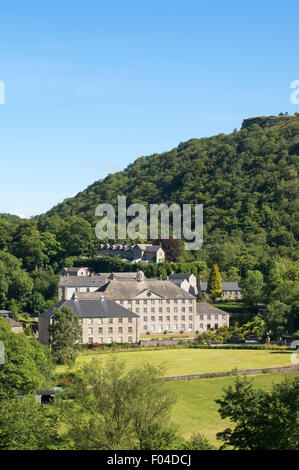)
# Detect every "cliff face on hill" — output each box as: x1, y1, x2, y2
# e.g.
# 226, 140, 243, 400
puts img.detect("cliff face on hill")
241, 114, 299, 130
